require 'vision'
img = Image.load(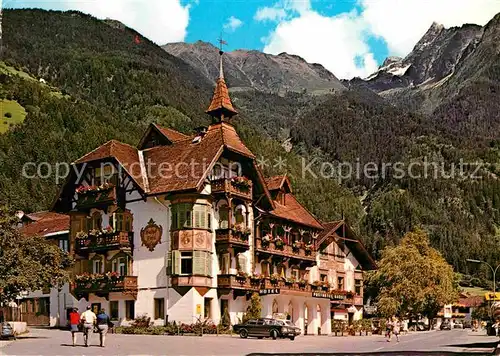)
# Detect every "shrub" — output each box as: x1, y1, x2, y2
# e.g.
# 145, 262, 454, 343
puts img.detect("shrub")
132, 315, 151, 328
